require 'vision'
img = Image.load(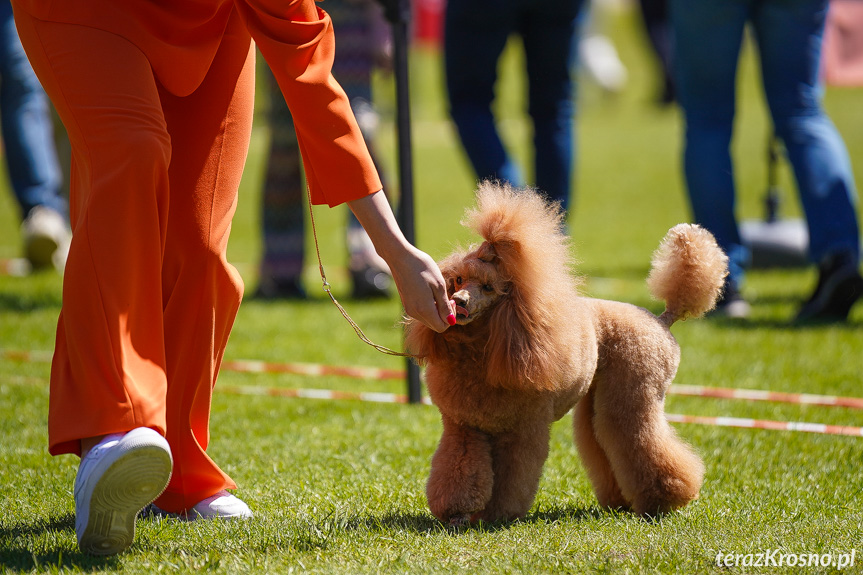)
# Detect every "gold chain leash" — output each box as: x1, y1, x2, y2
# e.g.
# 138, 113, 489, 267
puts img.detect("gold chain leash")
306, 186, 415, 358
